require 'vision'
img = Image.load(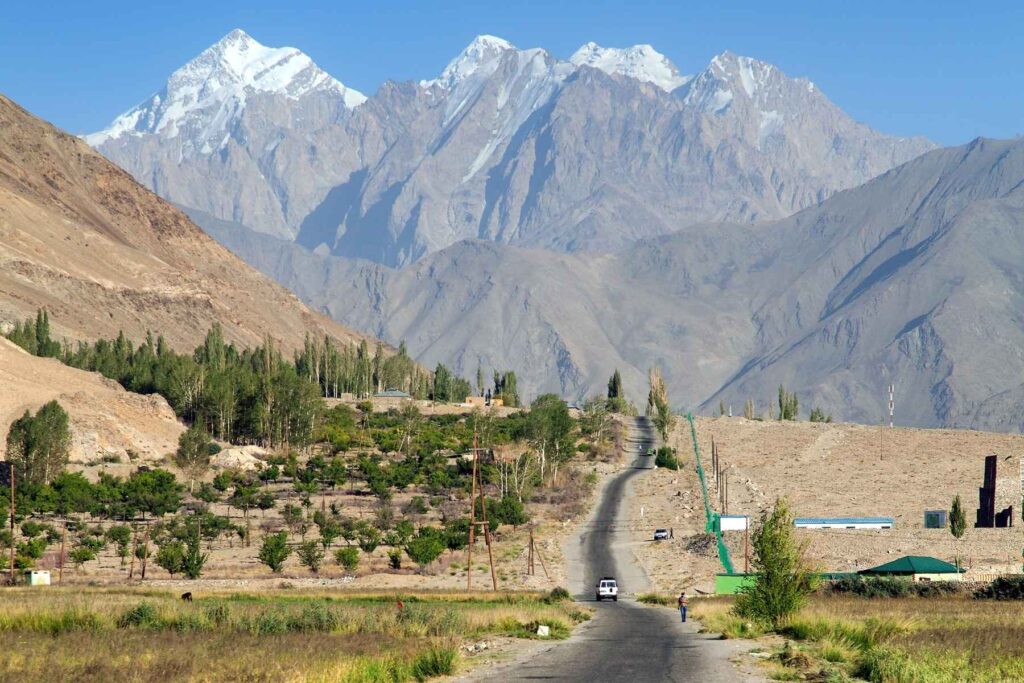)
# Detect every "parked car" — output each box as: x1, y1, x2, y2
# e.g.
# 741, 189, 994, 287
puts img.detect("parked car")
653, 528, 670, 541
596, 577, 618, 602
